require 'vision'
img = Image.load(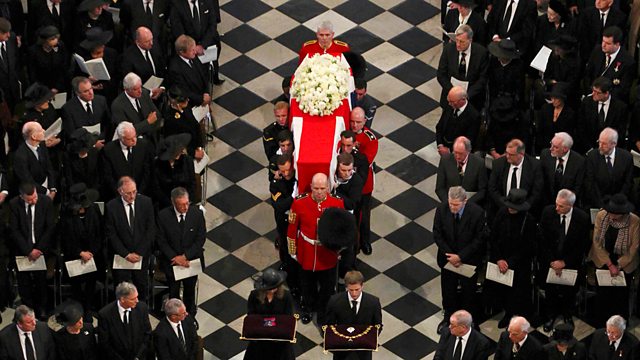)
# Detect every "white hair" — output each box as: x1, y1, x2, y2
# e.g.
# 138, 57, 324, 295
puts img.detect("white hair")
317, 20, 334, 32
122, 72, 142, 90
